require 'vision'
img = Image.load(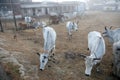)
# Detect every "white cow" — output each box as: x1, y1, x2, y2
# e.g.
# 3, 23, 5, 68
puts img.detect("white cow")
66, 21, 78, 40
73, 12, 77, 18
37, 24, 56, 70
24, 16, 32, 27
84, 31, 105, 76
32, 21, 41, 29
32, 21, 47, 30
102, 26, 120, 43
